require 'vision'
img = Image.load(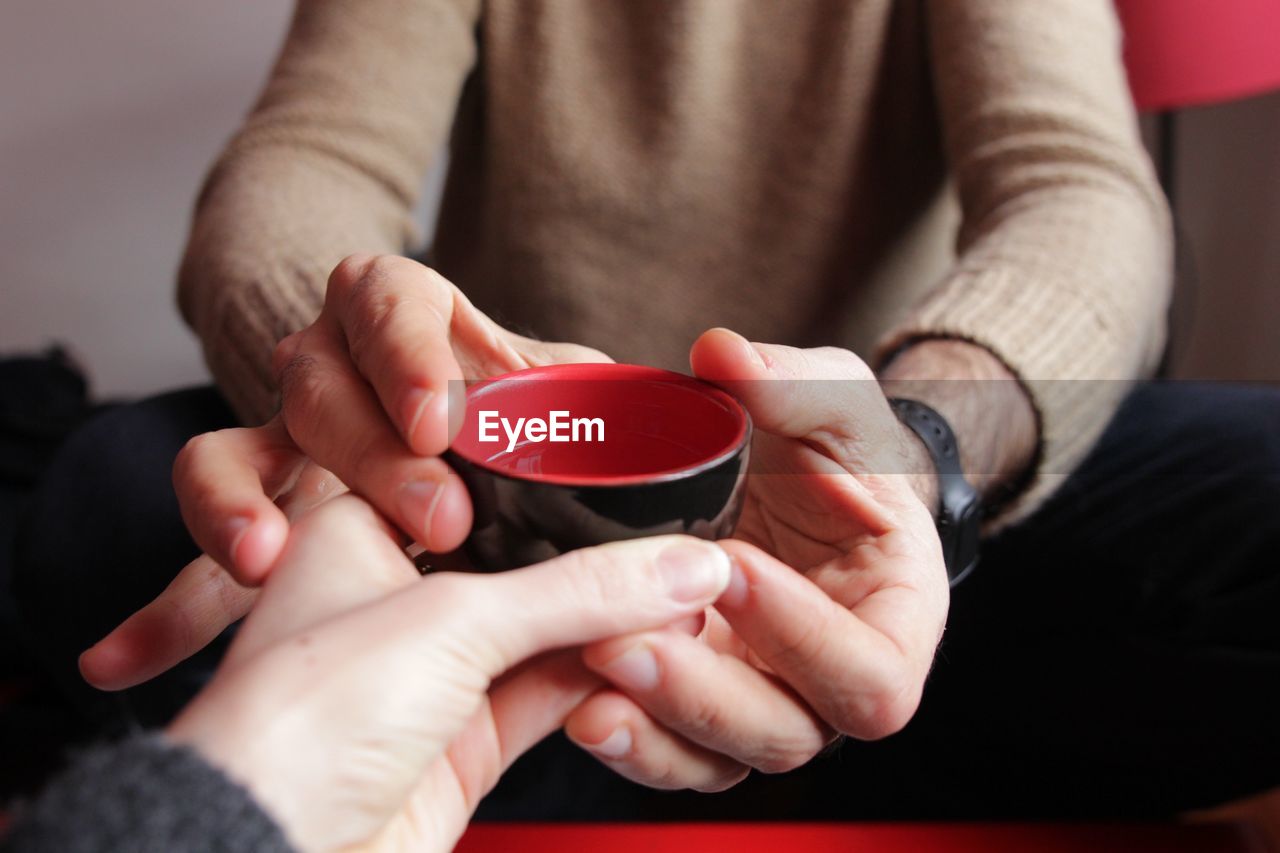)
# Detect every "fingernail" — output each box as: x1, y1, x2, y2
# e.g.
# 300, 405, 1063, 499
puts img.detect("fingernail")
226, 516, 253, 565
399, 480, 443, 543
740, 338, 766, 369
668, 611, 707, 637
586, 725, 632, 759
599, 643, 660, 691
718, 554, 749, 609
447, 380, 467, 441
656, 541, 731, 601
402, 387, 435, 445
